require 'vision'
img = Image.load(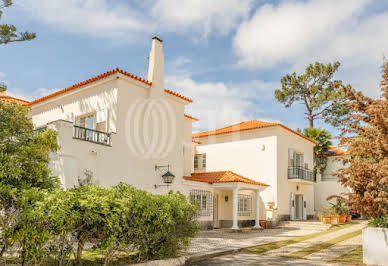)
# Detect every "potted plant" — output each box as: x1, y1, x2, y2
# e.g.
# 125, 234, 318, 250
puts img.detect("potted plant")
326, 195, 349, 224
319, 208, 332, 224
